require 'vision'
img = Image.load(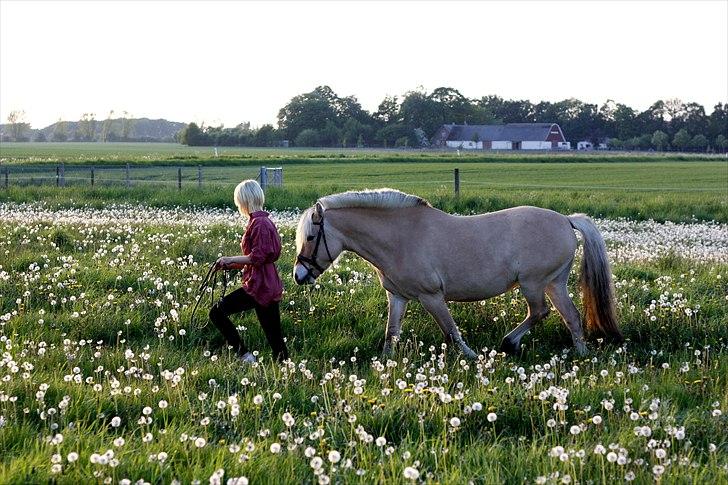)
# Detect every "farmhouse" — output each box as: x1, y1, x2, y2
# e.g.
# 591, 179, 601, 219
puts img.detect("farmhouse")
431, 123, 570, 150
